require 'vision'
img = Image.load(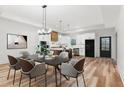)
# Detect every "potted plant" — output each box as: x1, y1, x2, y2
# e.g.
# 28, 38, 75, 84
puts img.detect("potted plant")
40, 45, 50, 55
